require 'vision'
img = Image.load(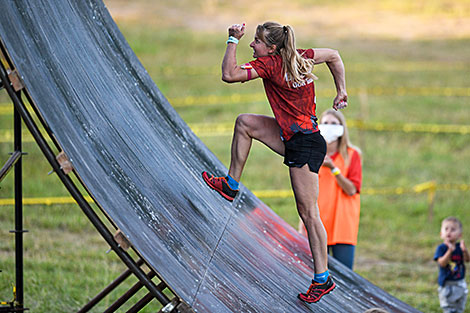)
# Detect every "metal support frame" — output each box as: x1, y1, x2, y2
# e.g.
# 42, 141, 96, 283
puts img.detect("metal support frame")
0, 65, 27, 313
78, 263, 170, 313
104, 271, 158, 312
11, 99, 25, 312
0, 43, 190, 312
